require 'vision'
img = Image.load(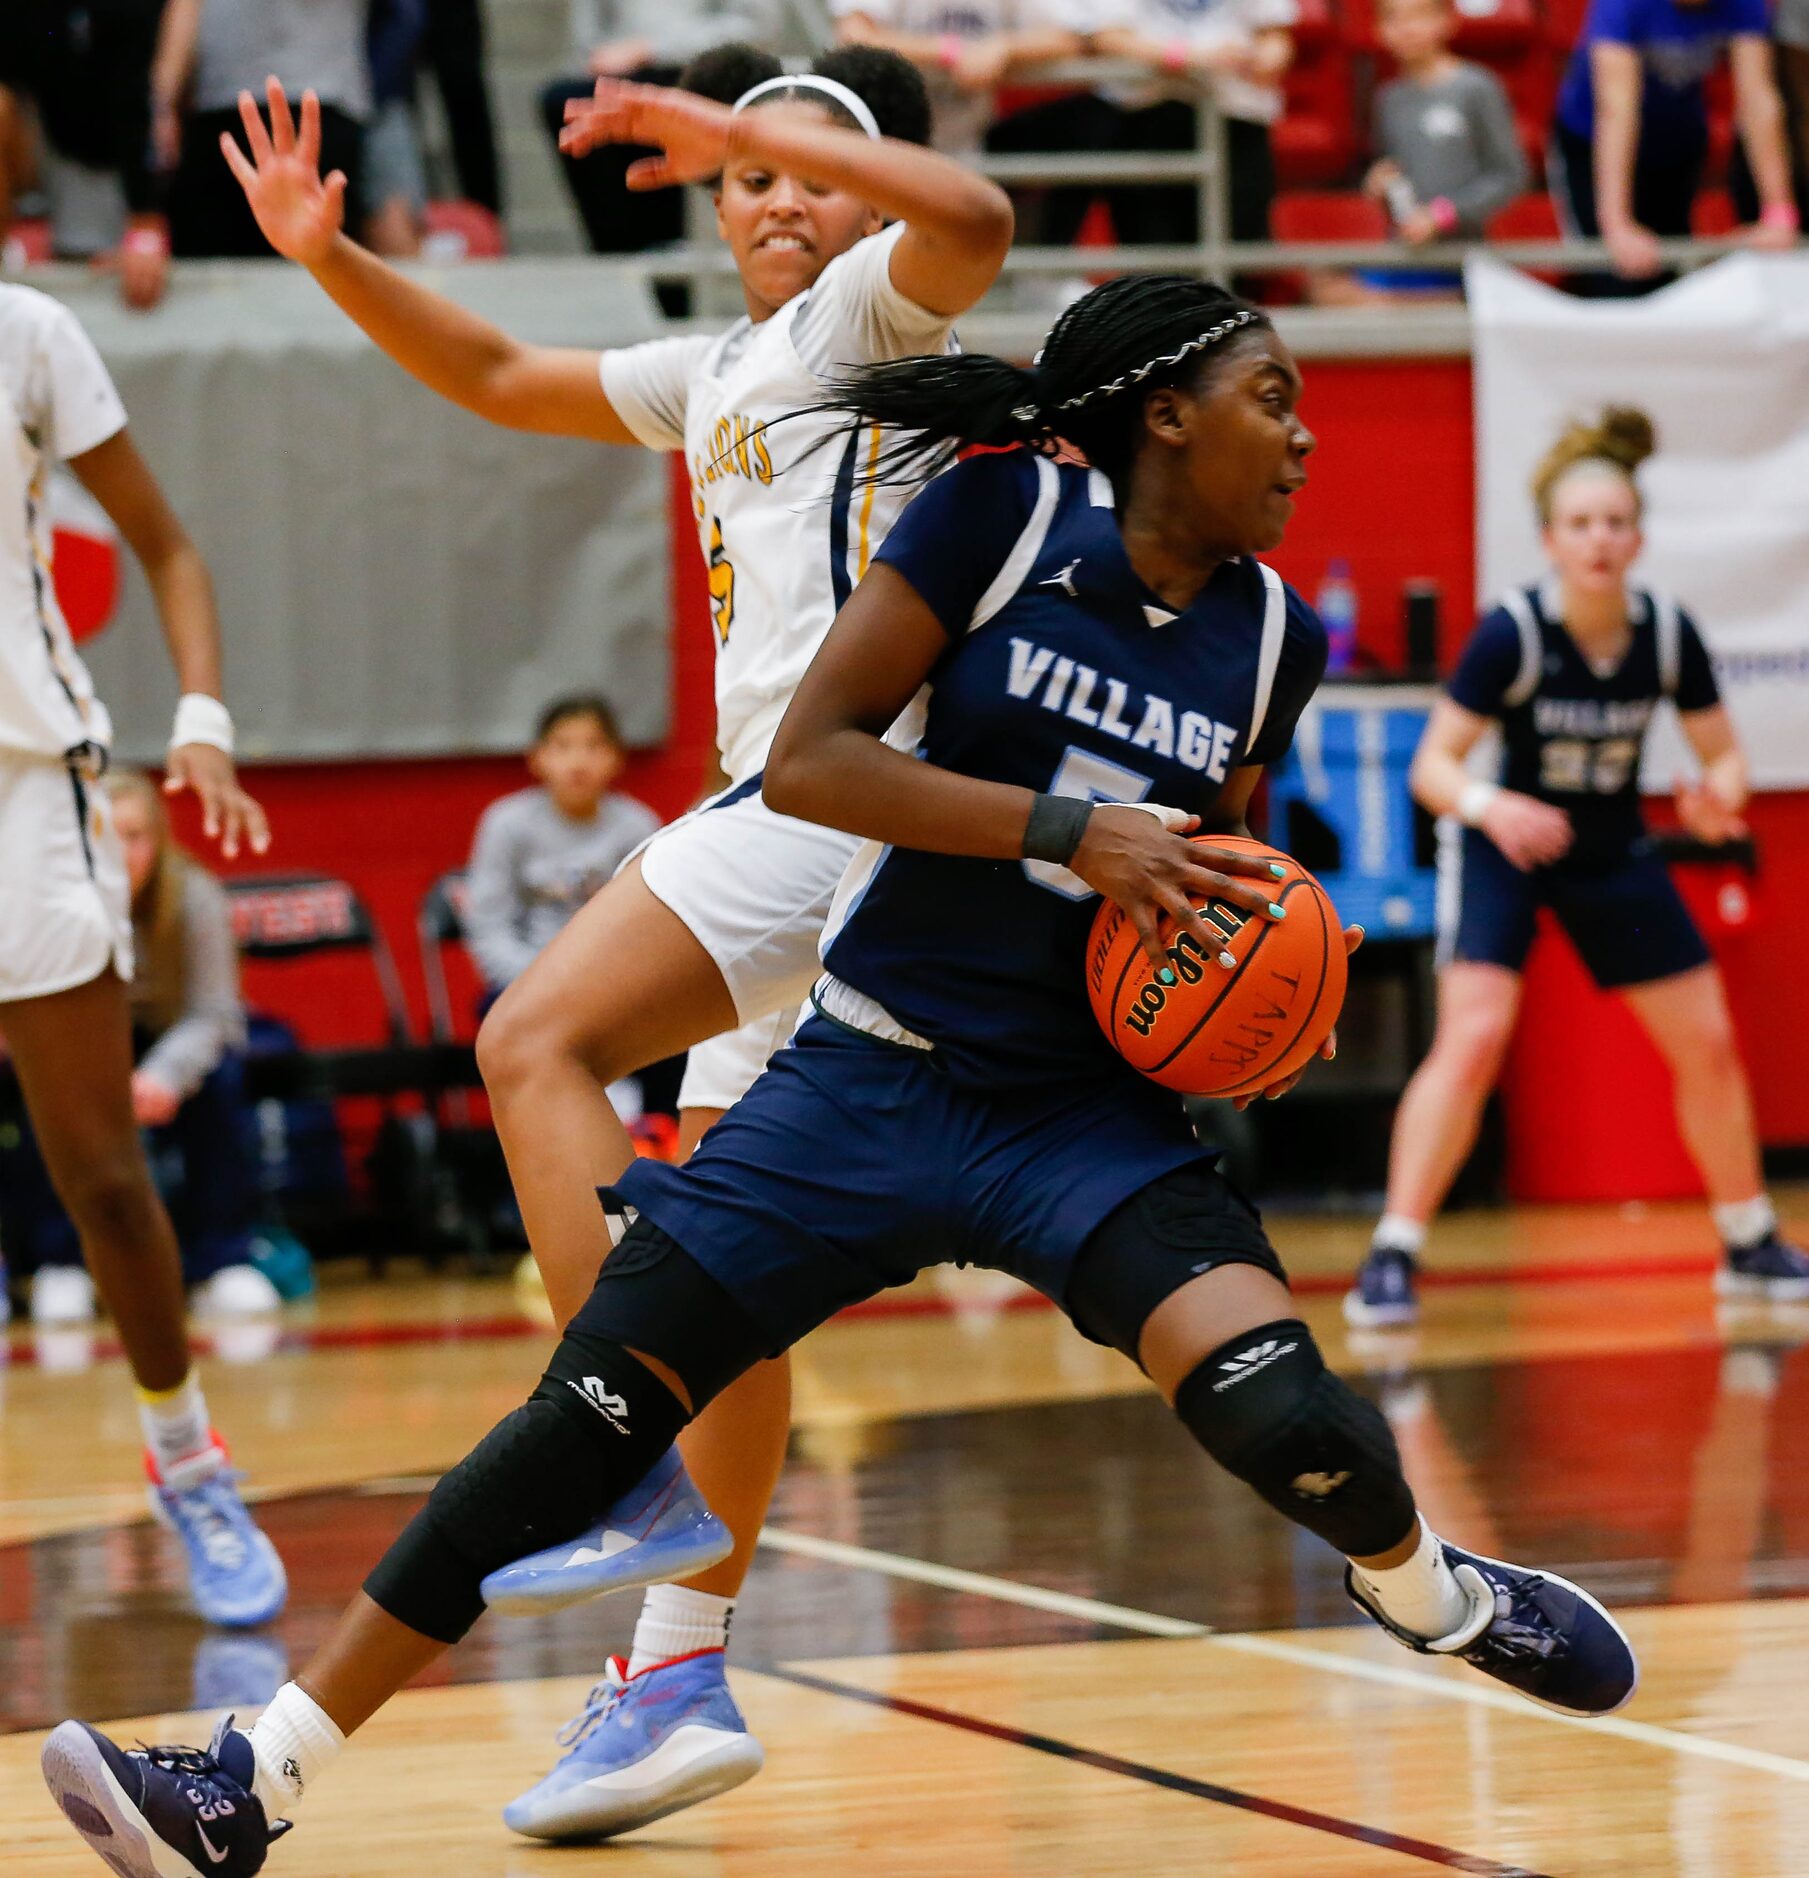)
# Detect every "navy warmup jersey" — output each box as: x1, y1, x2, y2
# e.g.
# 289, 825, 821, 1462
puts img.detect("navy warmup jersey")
1448, 582, 1719, 865
814, 451, 1327, 1089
